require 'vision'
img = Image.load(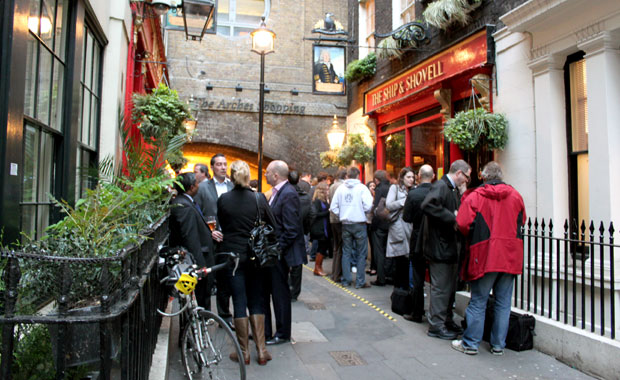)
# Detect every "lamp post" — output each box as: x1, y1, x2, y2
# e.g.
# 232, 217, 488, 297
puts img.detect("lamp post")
250, 17, 275, 192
